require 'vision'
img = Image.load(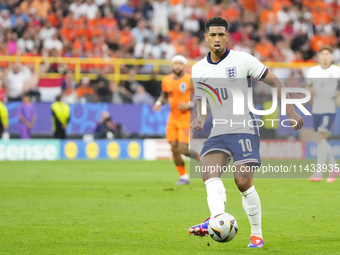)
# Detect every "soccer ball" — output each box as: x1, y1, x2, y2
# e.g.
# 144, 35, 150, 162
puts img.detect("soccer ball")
208, 213, 238, 242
